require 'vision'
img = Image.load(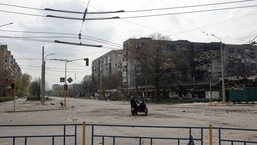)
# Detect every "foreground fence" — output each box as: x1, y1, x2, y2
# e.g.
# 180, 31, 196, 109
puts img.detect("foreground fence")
0, 123, 257, 145
0, 124, 79, 145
